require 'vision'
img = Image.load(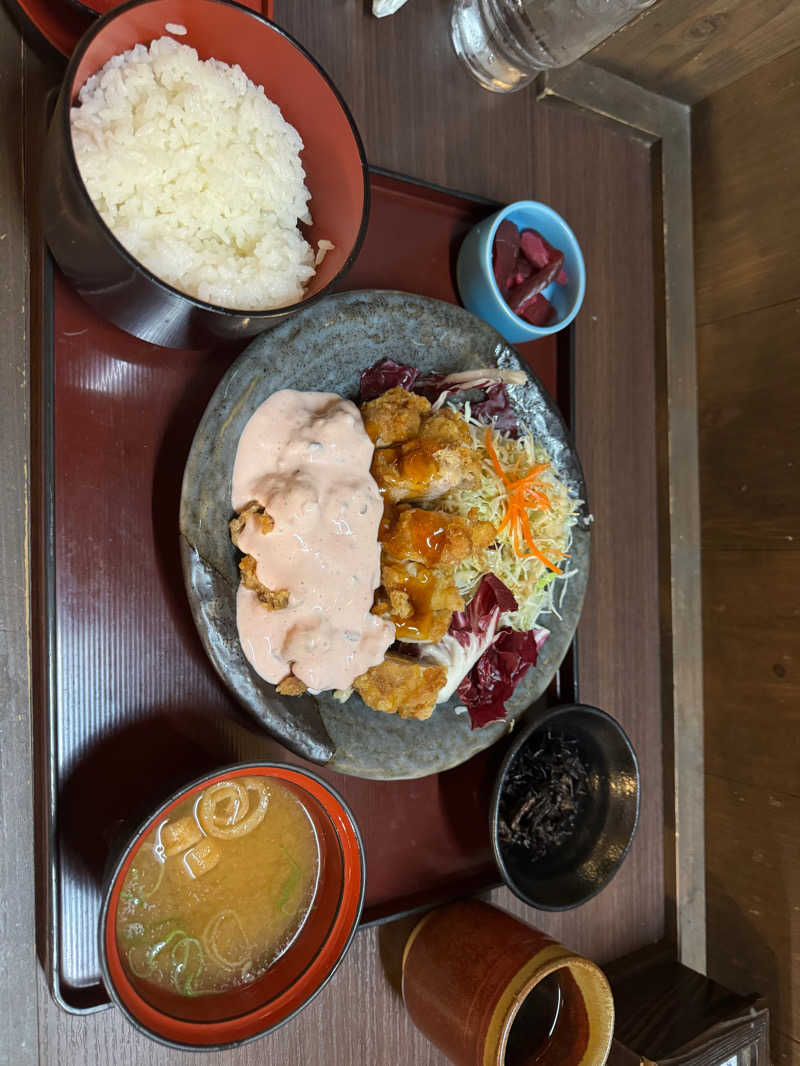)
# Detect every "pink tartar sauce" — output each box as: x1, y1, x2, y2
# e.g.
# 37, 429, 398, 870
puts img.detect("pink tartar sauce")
232, 390, 395, 692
